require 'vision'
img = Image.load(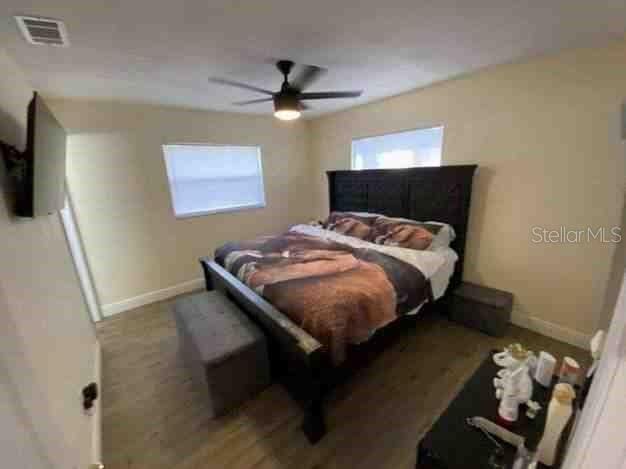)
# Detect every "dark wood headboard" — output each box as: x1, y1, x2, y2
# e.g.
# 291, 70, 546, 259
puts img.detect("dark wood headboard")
326, 165, 477, 290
